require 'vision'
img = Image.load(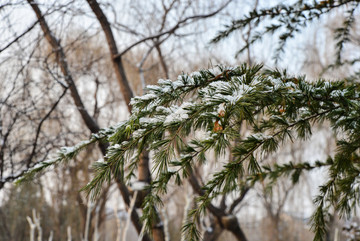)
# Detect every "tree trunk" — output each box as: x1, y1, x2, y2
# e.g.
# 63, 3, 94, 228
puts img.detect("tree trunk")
155, 44, 169, 79
203, 217, 223, 241
85, 0, 134, 112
